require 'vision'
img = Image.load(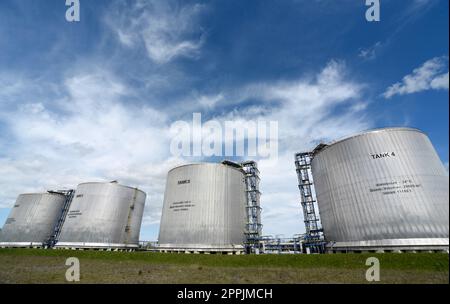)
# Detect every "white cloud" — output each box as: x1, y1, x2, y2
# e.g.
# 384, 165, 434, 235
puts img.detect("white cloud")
106, 0, 206, 64
197, 93, 224, 109
0, 61, 372, 239
430, 72, 449, 90
358, 42, 382, 61
257, 67, 370, 235
383, 56, 449, 99
191, 61, 371, 236
0, 69, 185, 234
